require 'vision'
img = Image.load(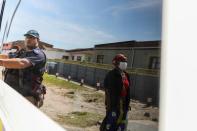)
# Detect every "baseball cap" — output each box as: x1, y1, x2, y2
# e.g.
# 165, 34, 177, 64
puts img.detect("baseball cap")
24, 30, 39, 38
